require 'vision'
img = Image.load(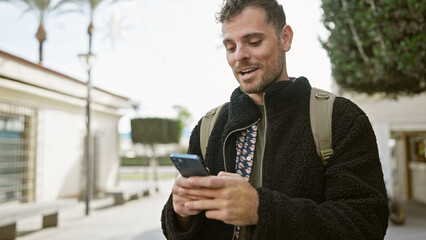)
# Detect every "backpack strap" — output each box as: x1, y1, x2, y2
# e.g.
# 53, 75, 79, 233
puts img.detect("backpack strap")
199, 88, 335, 166
310, 87, 336, 165
200, 102, 229, 159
